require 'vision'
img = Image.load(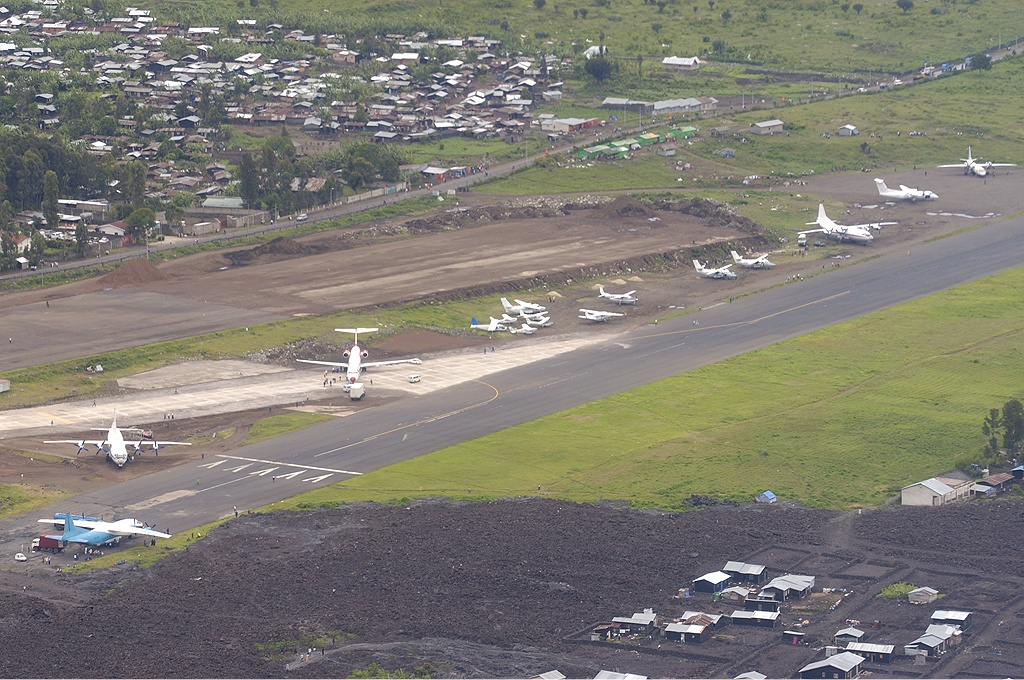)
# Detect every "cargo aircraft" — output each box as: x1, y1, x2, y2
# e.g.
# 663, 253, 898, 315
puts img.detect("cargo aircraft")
693, 260, 738, 280
45, 415, 191, 468
937, 147, 1016, 177
297, 328, 421, 384
598, 286, 638, 305
730, 250, 776, 269
873, 178, 937, 201
799, 204, 896, 245
41, 513, 171, 546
